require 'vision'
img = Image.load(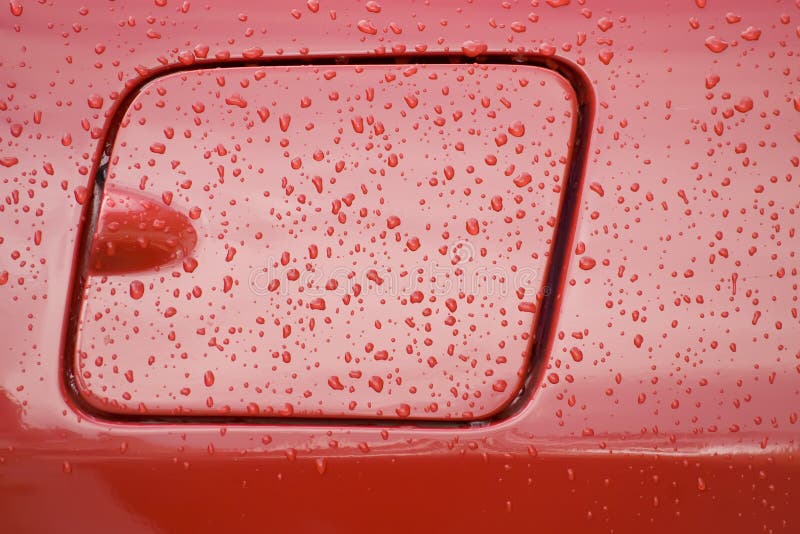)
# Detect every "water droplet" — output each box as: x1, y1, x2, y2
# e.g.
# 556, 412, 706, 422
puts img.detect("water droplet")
9, 1, 23, 16
508, 121, 525, 137
734, 96, 753, 113
740, 26, 761, 40
74, 186, 89, 205
87, 94, 103, 109
129, 280, 145, 300
357, 19, 378, 35
704, 36, 728, 53
204, 370, 215, 387
461, 40, 488, 58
